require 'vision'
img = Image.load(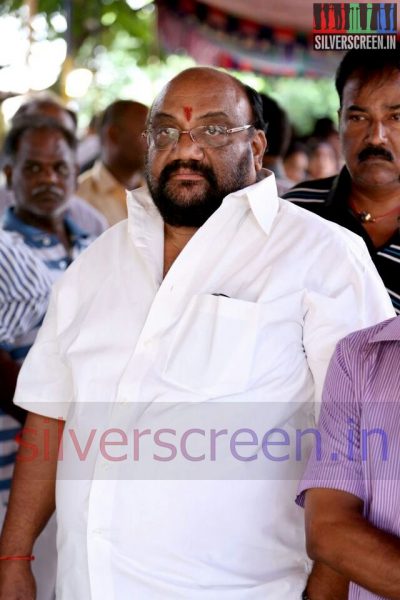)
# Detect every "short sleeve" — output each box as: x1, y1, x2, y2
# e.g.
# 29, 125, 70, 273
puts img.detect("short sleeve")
0, 236, 51, 344
303, 234, 394, 414
13, 285, 72, 420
